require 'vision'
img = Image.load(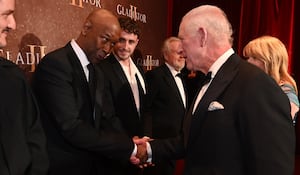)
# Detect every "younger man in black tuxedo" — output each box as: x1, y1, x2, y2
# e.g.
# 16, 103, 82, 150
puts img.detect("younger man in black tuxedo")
98, 17, 148, 175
